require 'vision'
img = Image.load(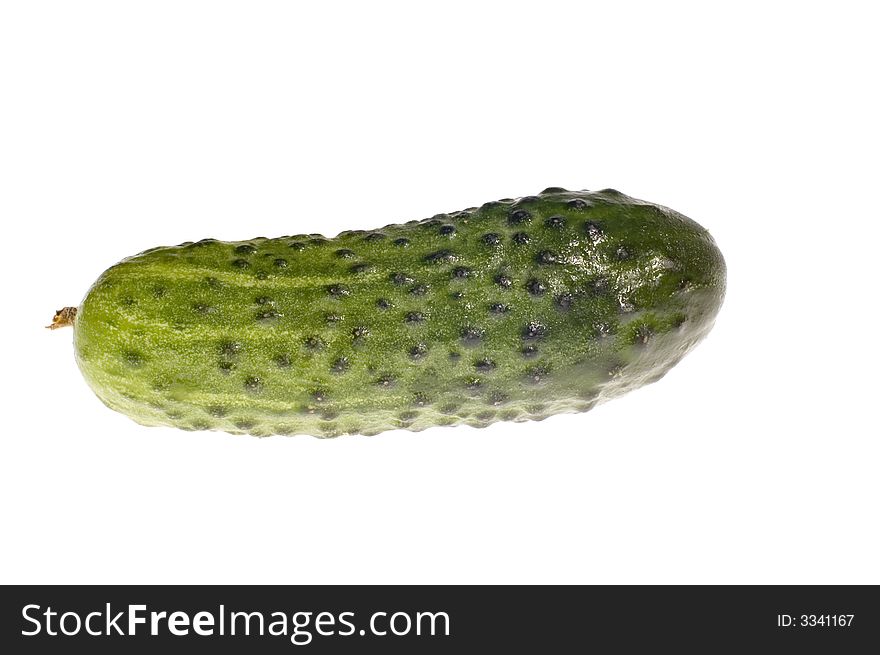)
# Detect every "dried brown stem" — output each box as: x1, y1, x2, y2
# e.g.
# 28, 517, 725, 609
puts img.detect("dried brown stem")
47, 306, 77, 330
